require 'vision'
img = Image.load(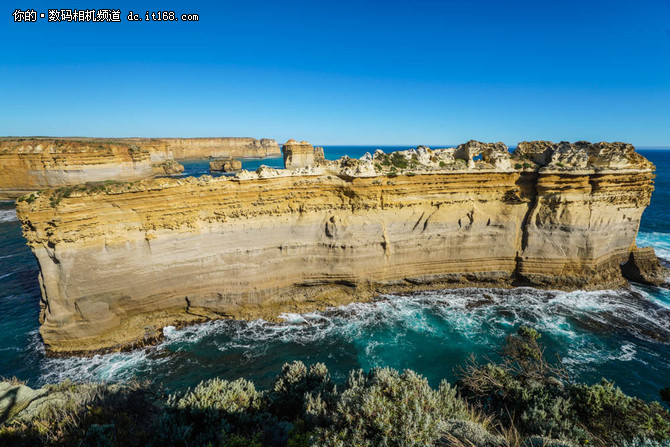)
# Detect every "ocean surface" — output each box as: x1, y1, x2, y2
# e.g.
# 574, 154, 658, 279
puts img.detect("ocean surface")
1, 147, 669, 404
